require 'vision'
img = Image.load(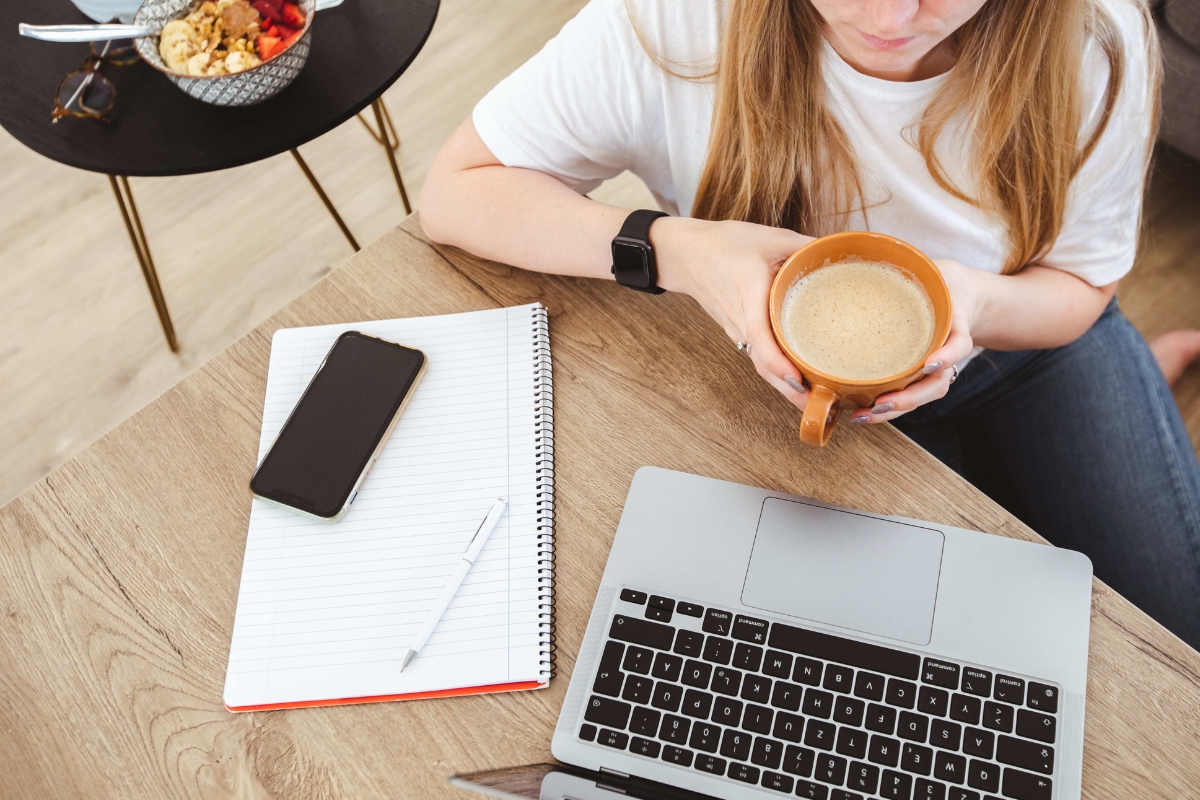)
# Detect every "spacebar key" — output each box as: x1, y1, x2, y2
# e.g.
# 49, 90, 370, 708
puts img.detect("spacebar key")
609, 615, 675, 650
768, 622, 920, 679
